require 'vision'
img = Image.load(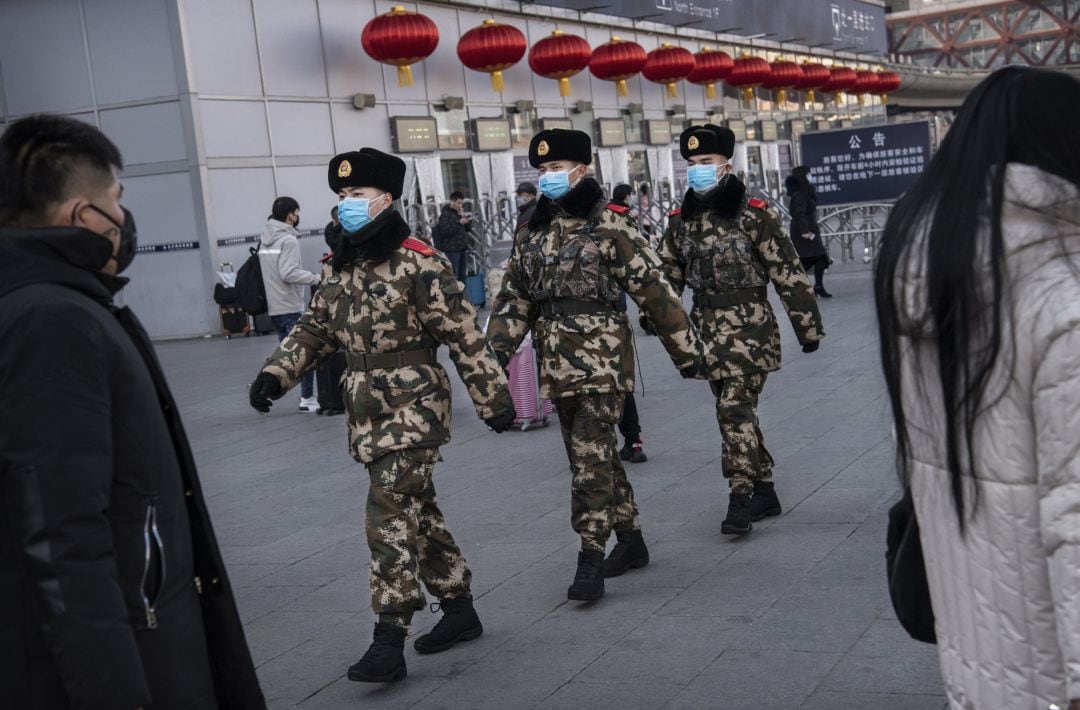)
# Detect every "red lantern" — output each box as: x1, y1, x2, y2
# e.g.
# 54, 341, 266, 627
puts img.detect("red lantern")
763, 60, 804, 105
821, 66, 857, 102
361, 6, 439, 88
642, 43, 695, 98
687, 48, 733, 100
797, 62, 831, 104
727, 54, 771, 103
457, 19, 527, 93
589, 36, 647, 98
847, 70, 880, 104
875, 70, 902, 104
528, 29, 591, 97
